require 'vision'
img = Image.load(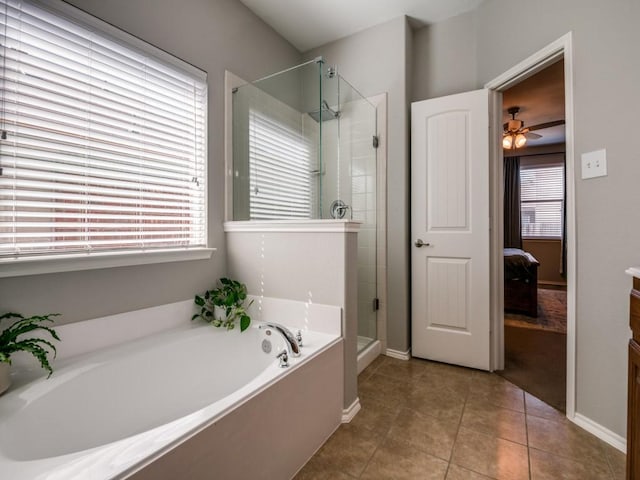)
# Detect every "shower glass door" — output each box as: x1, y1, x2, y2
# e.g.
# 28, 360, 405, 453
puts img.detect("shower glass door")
322, 72, 378, 353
